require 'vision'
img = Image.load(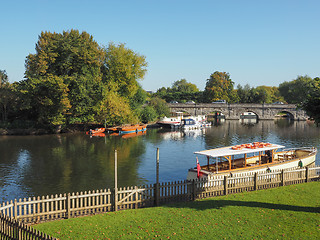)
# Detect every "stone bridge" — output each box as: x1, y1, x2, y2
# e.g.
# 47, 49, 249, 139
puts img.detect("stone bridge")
168, 103, 308, 120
